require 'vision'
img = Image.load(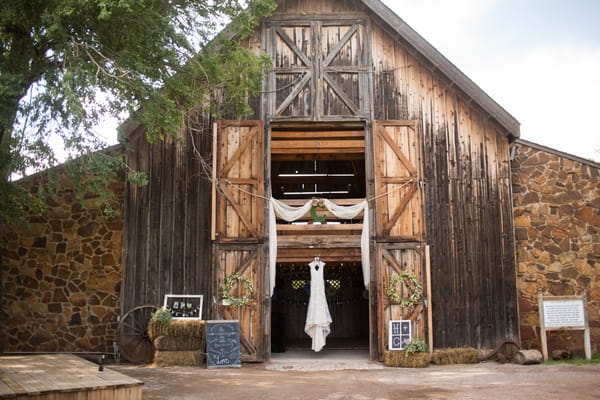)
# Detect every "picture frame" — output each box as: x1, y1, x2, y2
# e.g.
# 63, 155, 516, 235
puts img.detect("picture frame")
389, 320, 411, 350
163, 294, 203, 320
